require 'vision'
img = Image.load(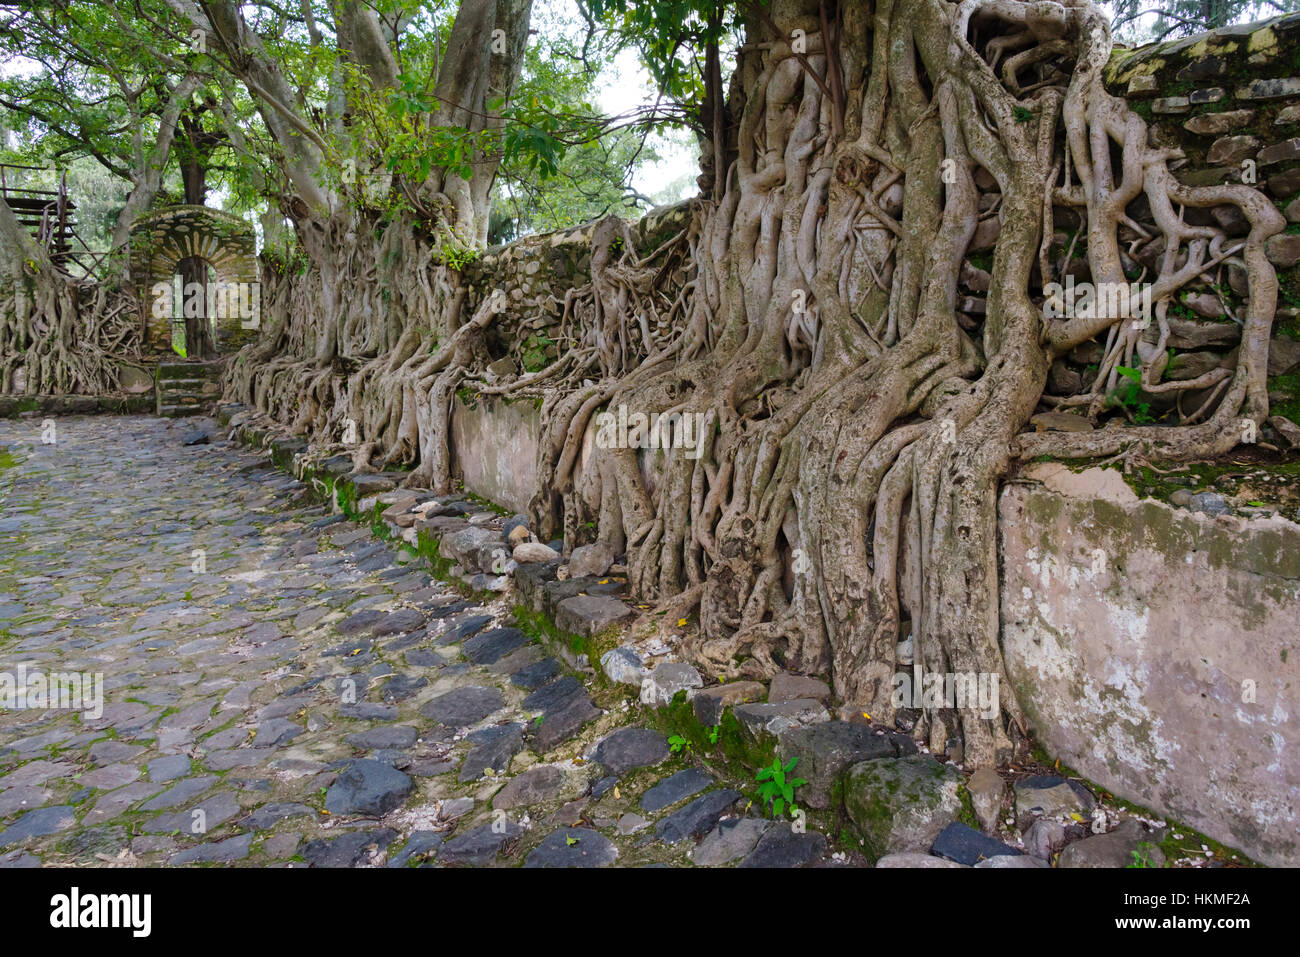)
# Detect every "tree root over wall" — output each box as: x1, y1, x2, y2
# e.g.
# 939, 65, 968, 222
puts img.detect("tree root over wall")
0, 198, 140, 396
226, 0, 1283, 769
